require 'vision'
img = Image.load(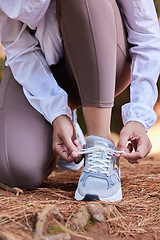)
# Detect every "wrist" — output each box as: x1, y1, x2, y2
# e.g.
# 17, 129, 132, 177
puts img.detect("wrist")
124, 120, 146, 131
52, 115, 70, 127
